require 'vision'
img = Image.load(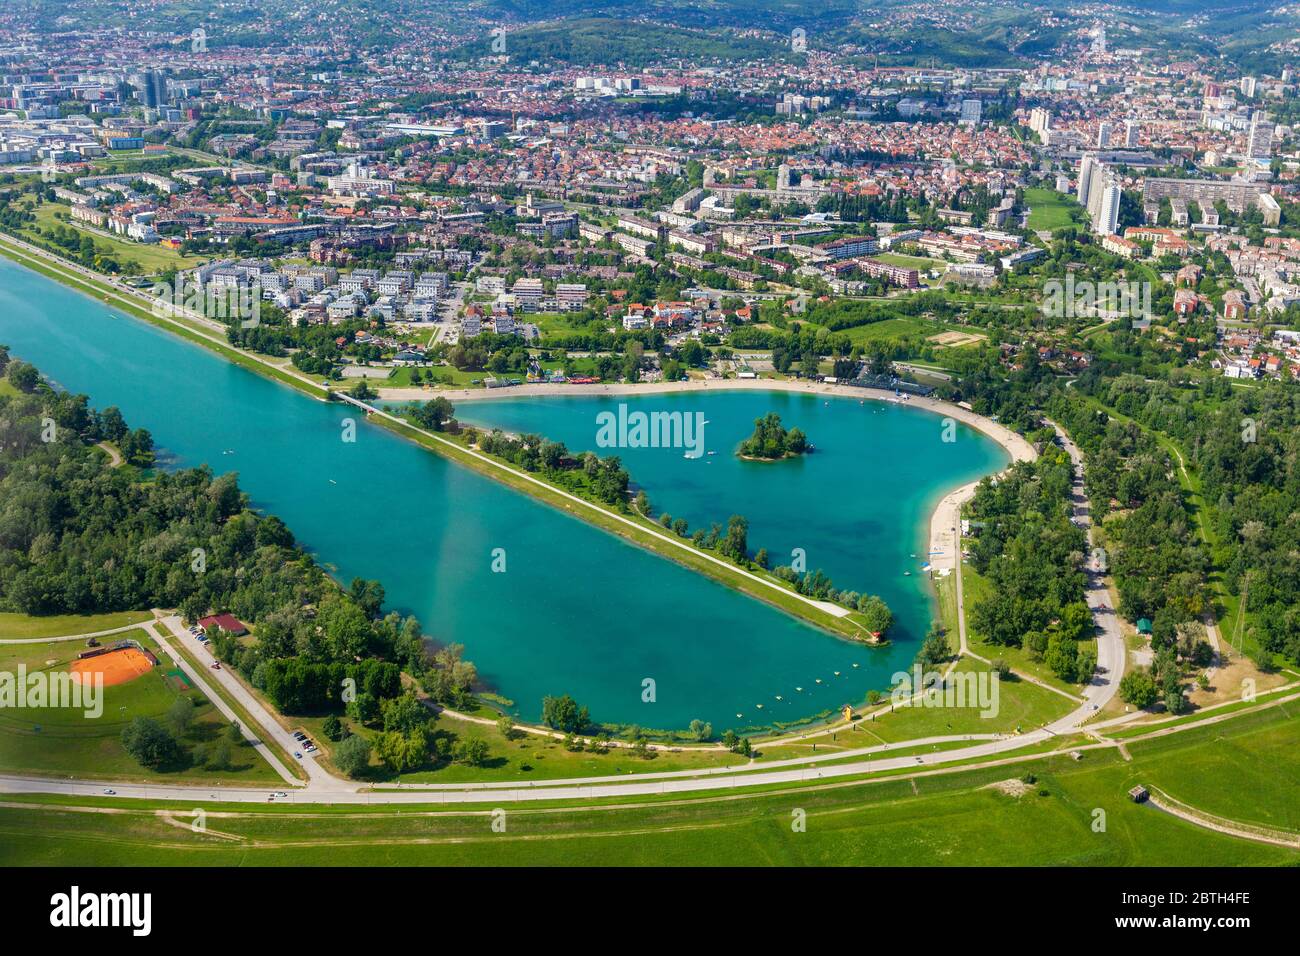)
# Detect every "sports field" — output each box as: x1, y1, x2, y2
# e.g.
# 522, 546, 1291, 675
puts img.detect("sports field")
71, 646, 156, 687
0, 630, 277, 783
